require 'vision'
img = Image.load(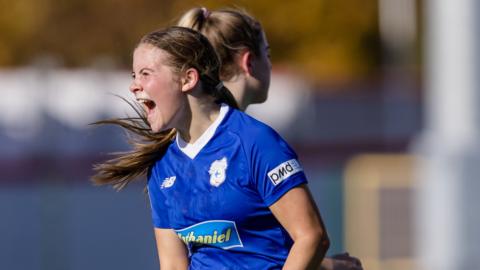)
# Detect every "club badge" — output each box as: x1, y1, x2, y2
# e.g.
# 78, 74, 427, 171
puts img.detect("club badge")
209, 157, 228, 187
